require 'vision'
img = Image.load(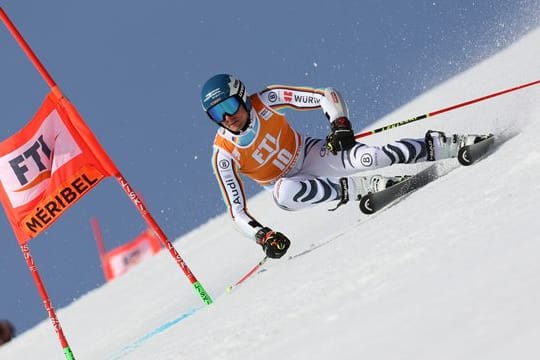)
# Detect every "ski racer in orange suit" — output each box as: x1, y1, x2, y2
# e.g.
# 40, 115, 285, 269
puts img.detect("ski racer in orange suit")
201, 74, 485, 259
